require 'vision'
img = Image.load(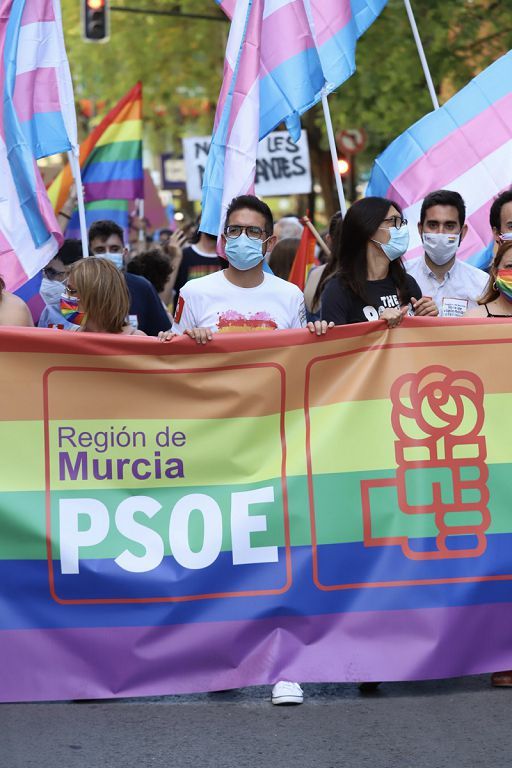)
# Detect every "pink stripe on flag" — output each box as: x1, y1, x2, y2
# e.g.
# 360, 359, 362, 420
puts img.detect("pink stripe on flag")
260, 2, 314, 72
386, 92, 512, 209
21, 0, 55, 25
214, 61, 235, 132
226, 0, 263, 141
0, 230, 28, 288
13, 67, 60, 122
310, 0, 352, 47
